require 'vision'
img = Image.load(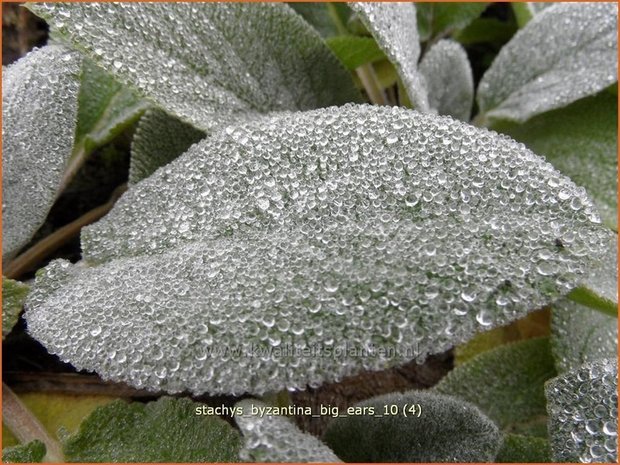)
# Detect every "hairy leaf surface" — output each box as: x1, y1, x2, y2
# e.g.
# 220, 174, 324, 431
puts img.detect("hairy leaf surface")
323, 391, 501, 462
289, 2, 348, 38
417, 3, 488, 41
236, 400, 341, 462
419, 39, 473, 121
29, 3, 361, 132
2, 45, 81, 259
2, 441, 45, 463
478, 3, 618, 123
546, 359, 618, 463
2, 277, 28, 339
63, 397, 240, 462
27, 105, 610, 395
496, 434, 551, 463
351, 3, 429, 111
